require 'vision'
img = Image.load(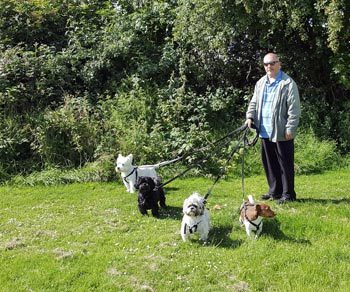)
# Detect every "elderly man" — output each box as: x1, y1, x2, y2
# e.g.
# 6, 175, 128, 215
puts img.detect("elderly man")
245, 53, 301, 204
